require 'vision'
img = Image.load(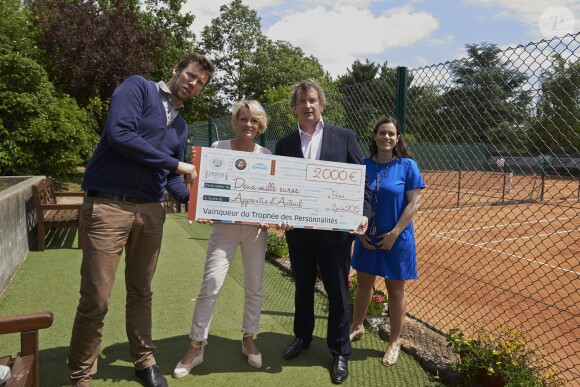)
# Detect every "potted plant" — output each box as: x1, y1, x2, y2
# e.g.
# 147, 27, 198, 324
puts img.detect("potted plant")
348, 274, 386, 316
445, 324, 565, 387
267, 230, 289, 257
